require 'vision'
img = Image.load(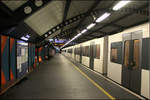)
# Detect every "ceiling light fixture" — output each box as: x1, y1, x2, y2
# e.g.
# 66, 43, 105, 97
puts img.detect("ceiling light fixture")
96, 12, 111, 23
21, 36, 28, 41
49, 31, 52, 34
45, 34, 48, 37
87, 23, 96, 29
61, 32, 82, 48
81, 29, 87, 34
18, 42, 28, 46
26, 34, 30, 38
113, 0, 131, 11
